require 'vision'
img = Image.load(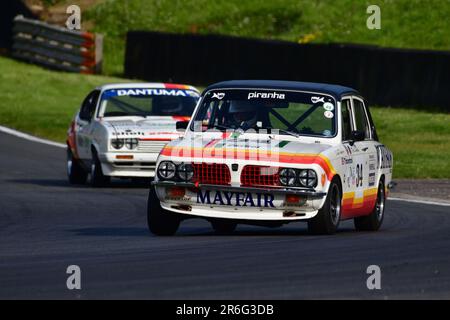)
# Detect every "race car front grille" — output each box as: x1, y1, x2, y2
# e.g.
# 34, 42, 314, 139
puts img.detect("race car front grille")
137, 140, 170, 153
192, 163, 231, 185
240, 165, 280, 187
